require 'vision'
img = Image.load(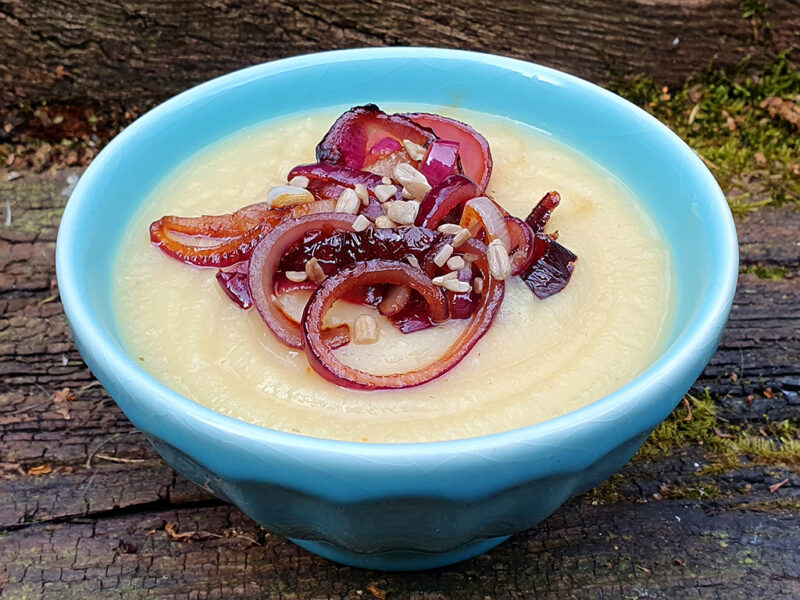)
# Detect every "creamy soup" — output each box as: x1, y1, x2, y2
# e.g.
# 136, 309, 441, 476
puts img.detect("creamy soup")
114, 107, 674, 443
